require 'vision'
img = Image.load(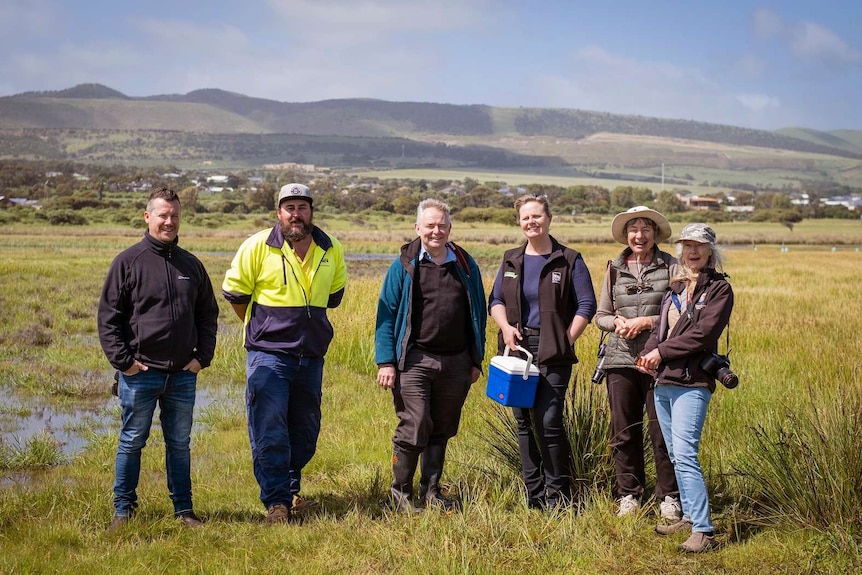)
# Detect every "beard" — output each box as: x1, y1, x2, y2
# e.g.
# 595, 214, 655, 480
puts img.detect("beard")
283, 219, 313, 243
